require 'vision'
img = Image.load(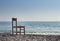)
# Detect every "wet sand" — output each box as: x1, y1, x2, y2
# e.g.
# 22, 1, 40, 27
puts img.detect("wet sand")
0, 33, 60, 41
